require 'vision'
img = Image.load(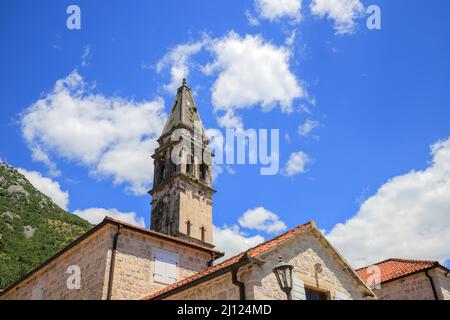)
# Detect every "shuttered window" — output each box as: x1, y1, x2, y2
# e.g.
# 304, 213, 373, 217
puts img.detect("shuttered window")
153, 249, 178, 285
292, 277, 306, 300
305, 288, 328, 300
